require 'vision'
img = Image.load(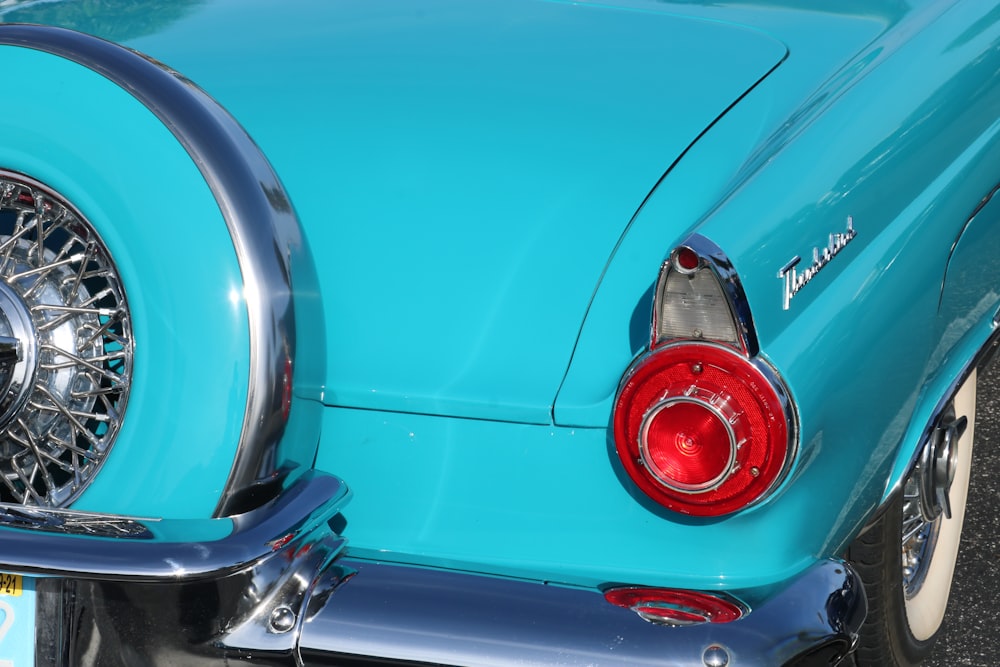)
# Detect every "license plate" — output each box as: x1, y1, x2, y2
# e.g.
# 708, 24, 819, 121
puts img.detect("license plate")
0, 573, 34, 667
